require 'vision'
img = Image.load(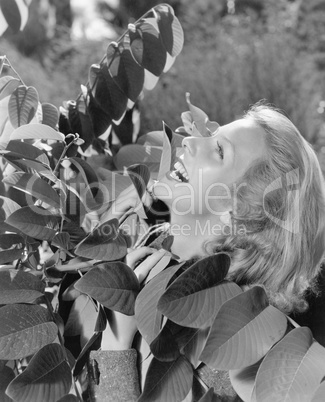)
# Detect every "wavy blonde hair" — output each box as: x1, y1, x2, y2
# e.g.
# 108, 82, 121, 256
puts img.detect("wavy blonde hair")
210, 103, 325, 313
